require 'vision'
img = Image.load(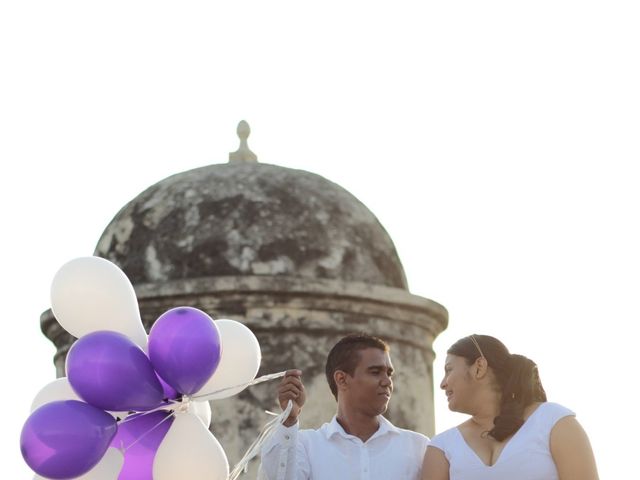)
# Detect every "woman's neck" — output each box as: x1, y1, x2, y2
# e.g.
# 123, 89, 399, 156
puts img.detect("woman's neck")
469, 388, 501, 430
